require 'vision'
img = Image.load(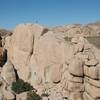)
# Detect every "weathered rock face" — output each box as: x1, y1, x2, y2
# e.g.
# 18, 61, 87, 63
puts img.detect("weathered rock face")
69, 57, 84, 76
16, 92, 27, 100
8, 24, 49, 81
3, 23, 100, 100
69, 37, 100, 100
0, 75, 15, 100
8, 24, 70, 84
1, 61, 16, 85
